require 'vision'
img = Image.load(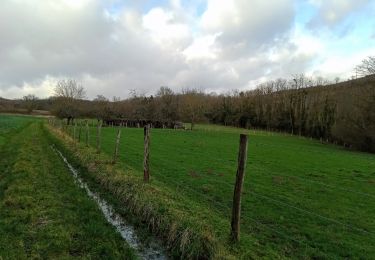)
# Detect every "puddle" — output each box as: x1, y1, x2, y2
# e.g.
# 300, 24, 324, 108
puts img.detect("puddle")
51, 145, 167, 260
